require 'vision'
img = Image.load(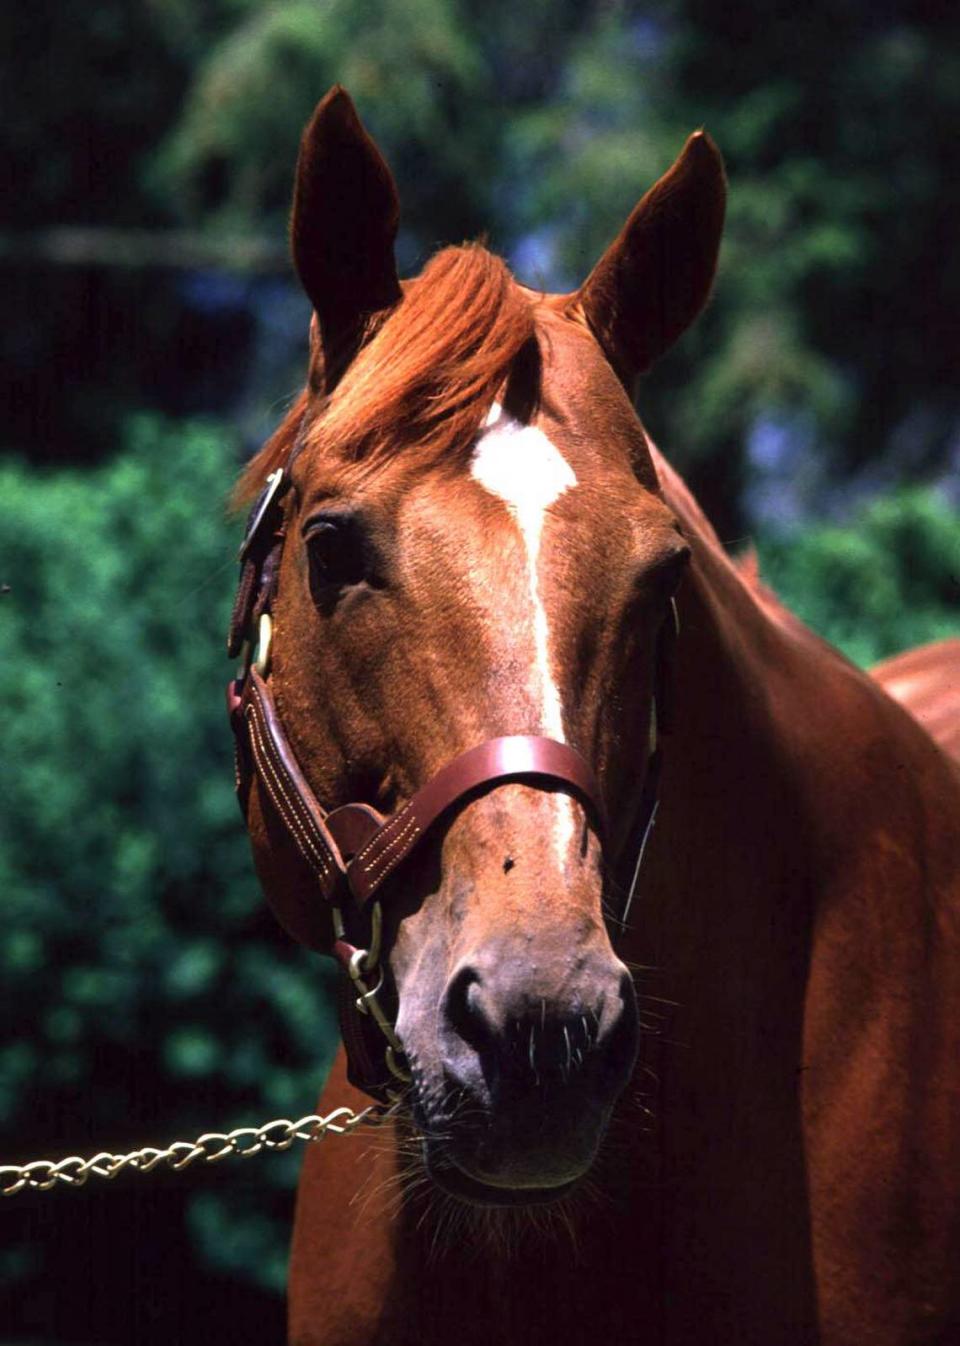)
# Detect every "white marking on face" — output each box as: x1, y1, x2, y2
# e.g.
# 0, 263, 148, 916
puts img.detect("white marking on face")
471, 401, 579, 862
